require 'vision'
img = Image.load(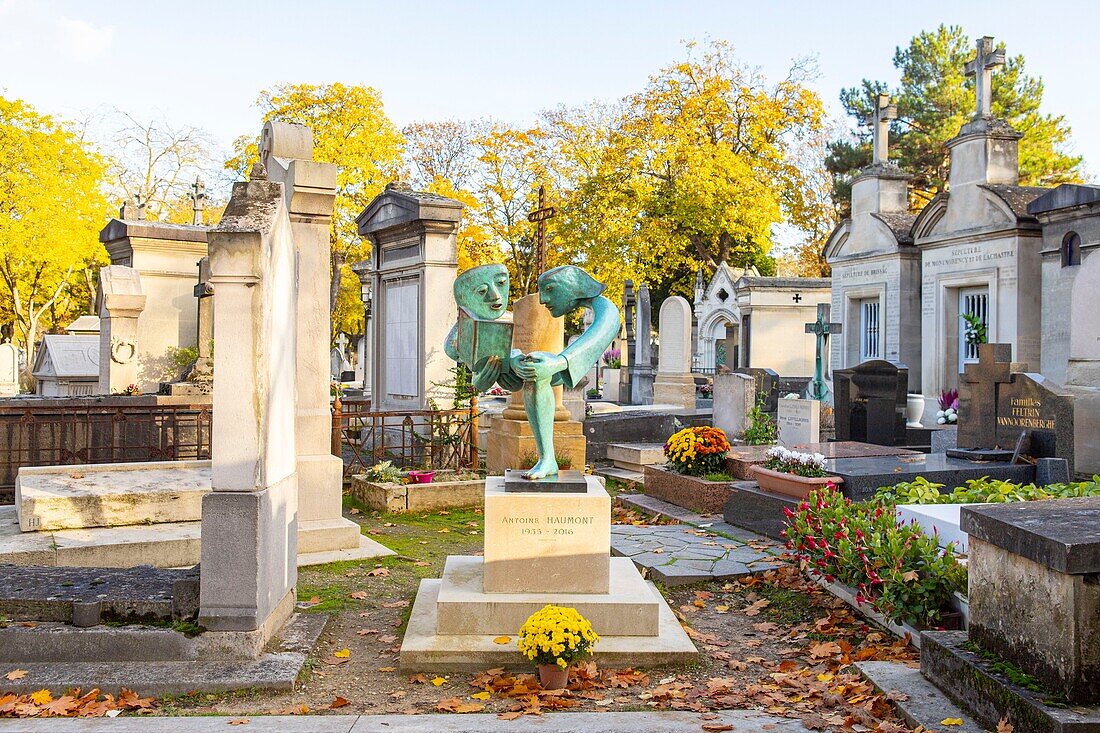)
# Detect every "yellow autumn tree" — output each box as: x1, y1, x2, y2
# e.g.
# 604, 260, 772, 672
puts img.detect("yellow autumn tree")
0, 96, 109, 384
556, 40, 825, 296
226, 83, 405, 337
